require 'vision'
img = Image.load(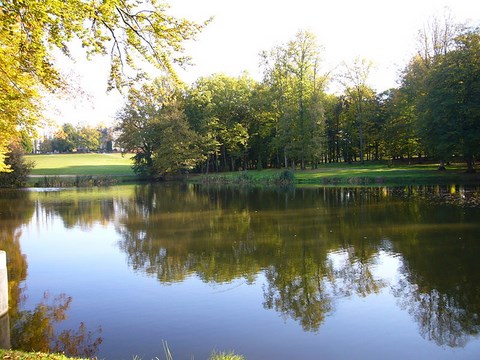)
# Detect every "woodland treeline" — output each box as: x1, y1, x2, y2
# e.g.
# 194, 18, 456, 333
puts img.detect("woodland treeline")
115, 25, 480, 178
